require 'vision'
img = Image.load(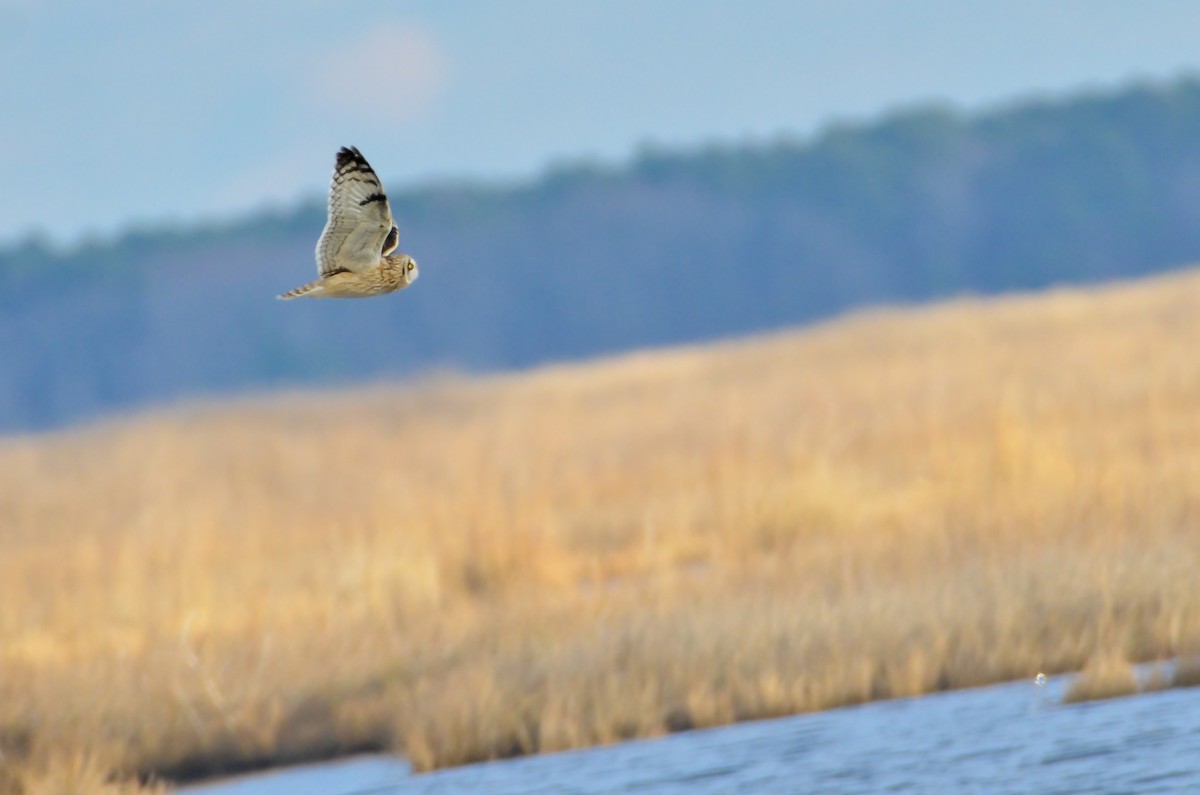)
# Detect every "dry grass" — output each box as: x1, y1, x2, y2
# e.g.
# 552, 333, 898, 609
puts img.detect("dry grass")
1061, 651, 1139, 703
3, 269, 1200, 790
0, 756, 162, 795
1172, 657, 1200, 688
